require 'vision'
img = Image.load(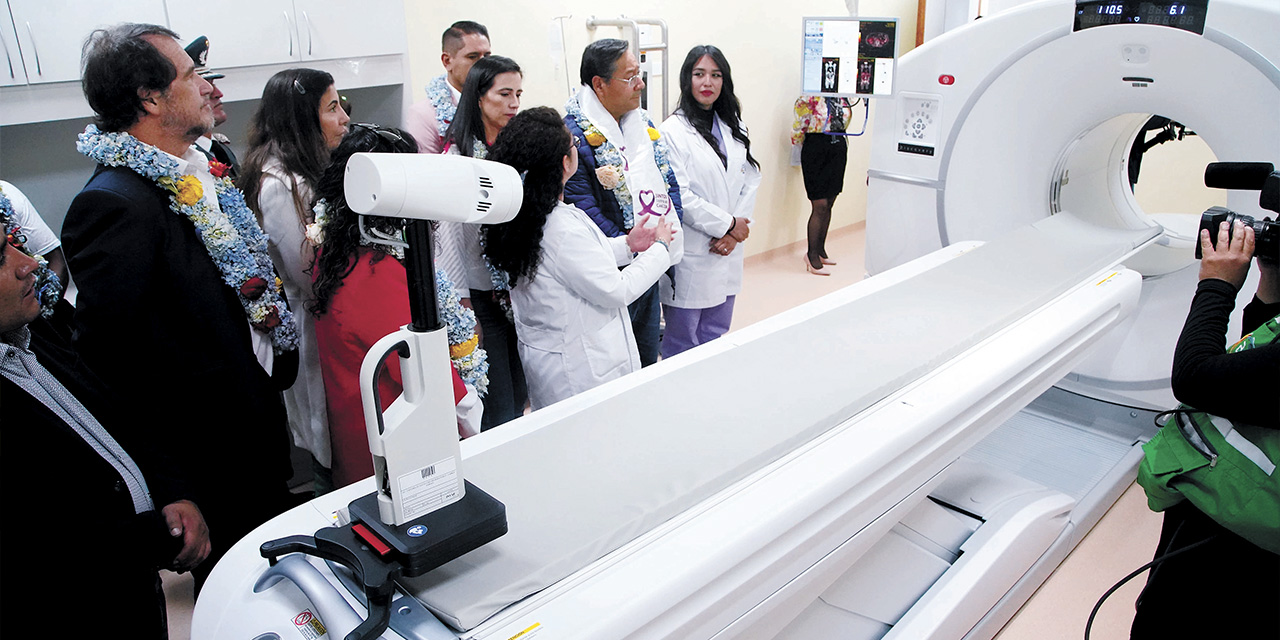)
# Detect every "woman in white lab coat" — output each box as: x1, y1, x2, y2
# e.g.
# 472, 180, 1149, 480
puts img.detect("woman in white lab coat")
658, 45, 762, 358
484, 107, 675, 410
239, 68, 350, 491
